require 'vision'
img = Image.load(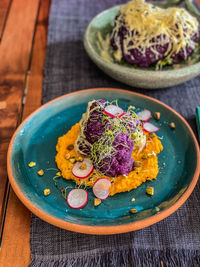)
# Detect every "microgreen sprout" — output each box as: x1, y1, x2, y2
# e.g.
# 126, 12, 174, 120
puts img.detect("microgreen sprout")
53, 175, 61, 186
